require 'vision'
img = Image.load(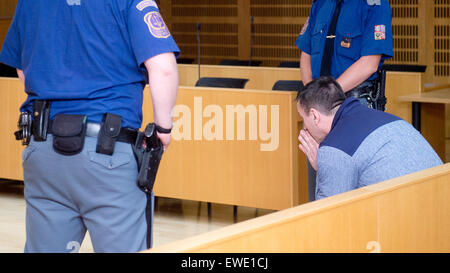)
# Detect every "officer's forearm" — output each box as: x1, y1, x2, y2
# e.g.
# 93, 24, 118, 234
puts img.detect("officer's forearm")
17, 69, 25, 84
145, 52, 179, 129
300, 52, 313, 85
336, 55, 381, 92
